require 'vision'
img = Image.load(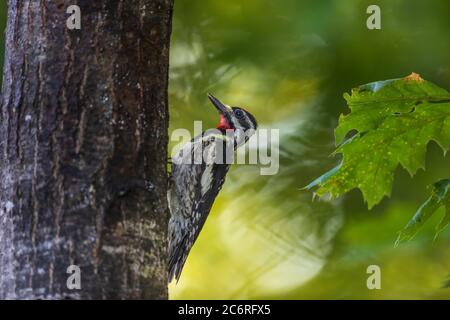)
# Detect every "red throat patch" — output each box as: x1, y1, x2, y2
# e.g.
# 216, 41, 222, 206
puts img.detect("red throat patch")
217, 113, 231, 130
